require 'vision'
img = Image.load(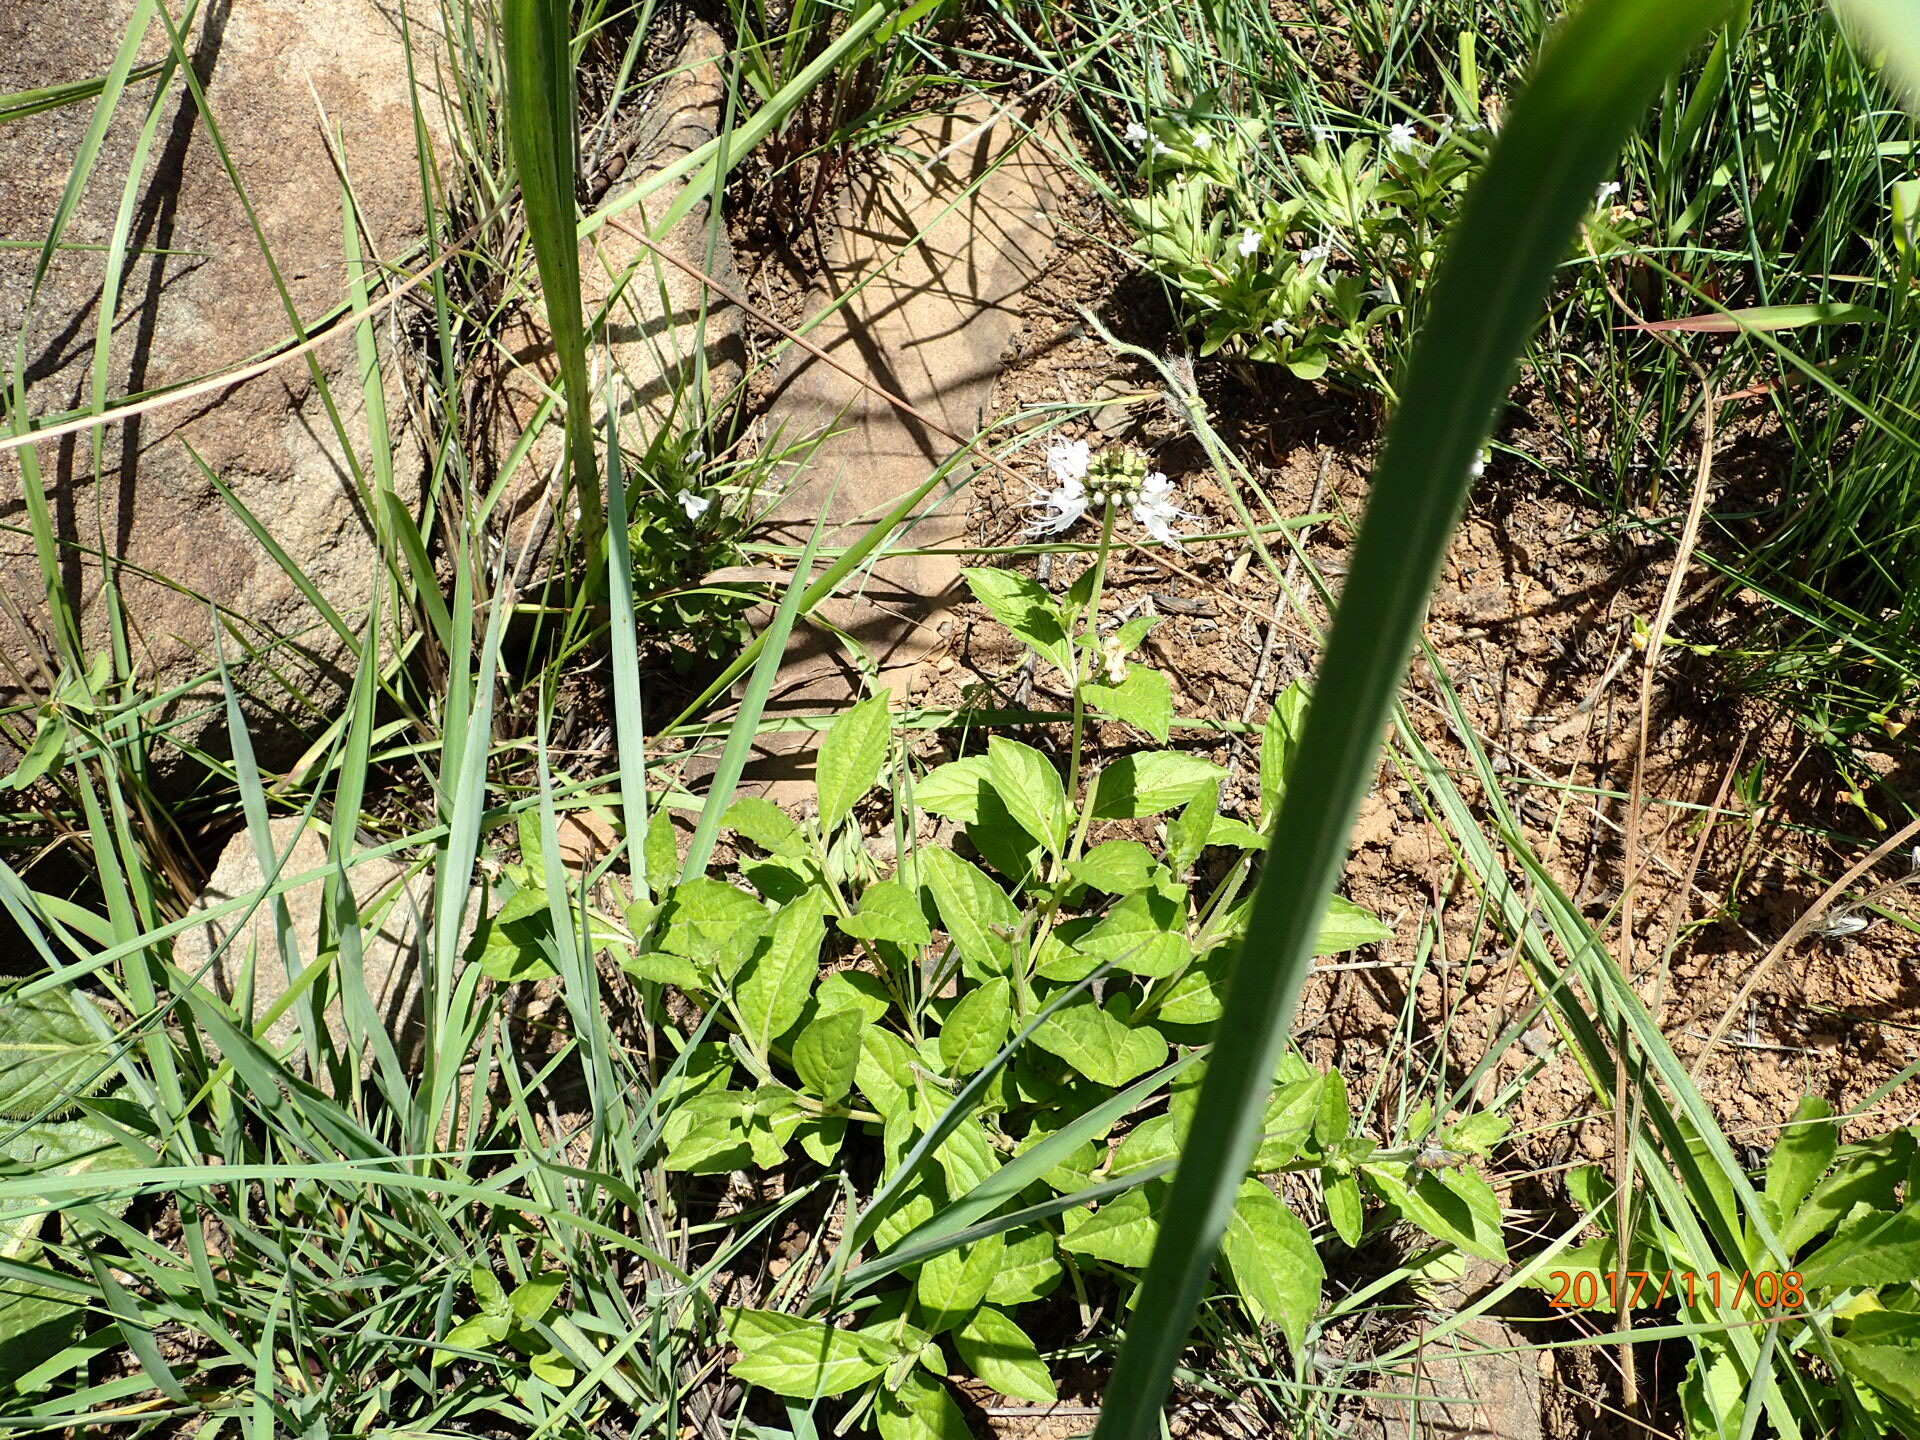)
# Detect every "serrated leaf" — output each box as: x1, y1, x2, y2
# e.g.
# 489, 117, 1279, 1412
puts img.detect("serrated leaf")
1831, 1312, 1920, 1414
1084, 665, 1173, 743
818, 694, 893, 832
1223, 1180, 1322, 1349
1075, 889, 1190, 978
963, 569, 1072, 674
723, 1308, 892, 1398
985, 1229, 1063, 1305
876, 1367, 971, 1440
921, 849, 1018, 980
956, 1307, 1057, 1402
793, 1007, 863, 1103
1063, 1185, 1161, 1266
733, 896, 825, 1054
838, 879, 932, 951
725, 796, 807, 857
1069, 841, 1161, 895
986, 738, 1069, 854
915, 1226, 1004, 1331
939, 977, 1011, 1077
1033, 995, 1168, 1087
0, 988, 110, 1120
1802, 1204, 1920, 1290
1090, 752, 1226, 819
